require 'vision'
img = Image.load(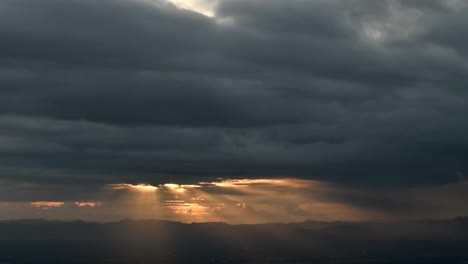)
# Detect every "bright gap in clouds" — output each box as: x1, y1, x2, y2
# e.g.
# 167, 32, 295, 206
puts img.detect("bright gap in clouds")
167, 0, 217, 17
